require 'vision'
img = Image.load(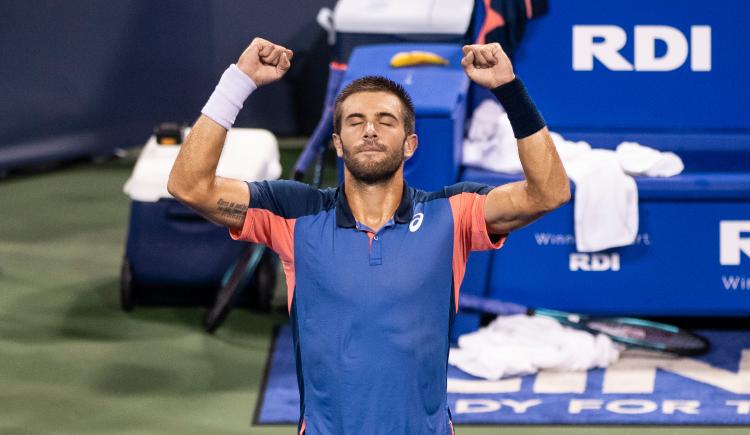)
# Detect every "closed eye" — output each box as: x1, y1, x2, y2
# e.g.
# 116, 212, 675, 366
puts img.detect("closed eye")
376, 112, 398, 126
